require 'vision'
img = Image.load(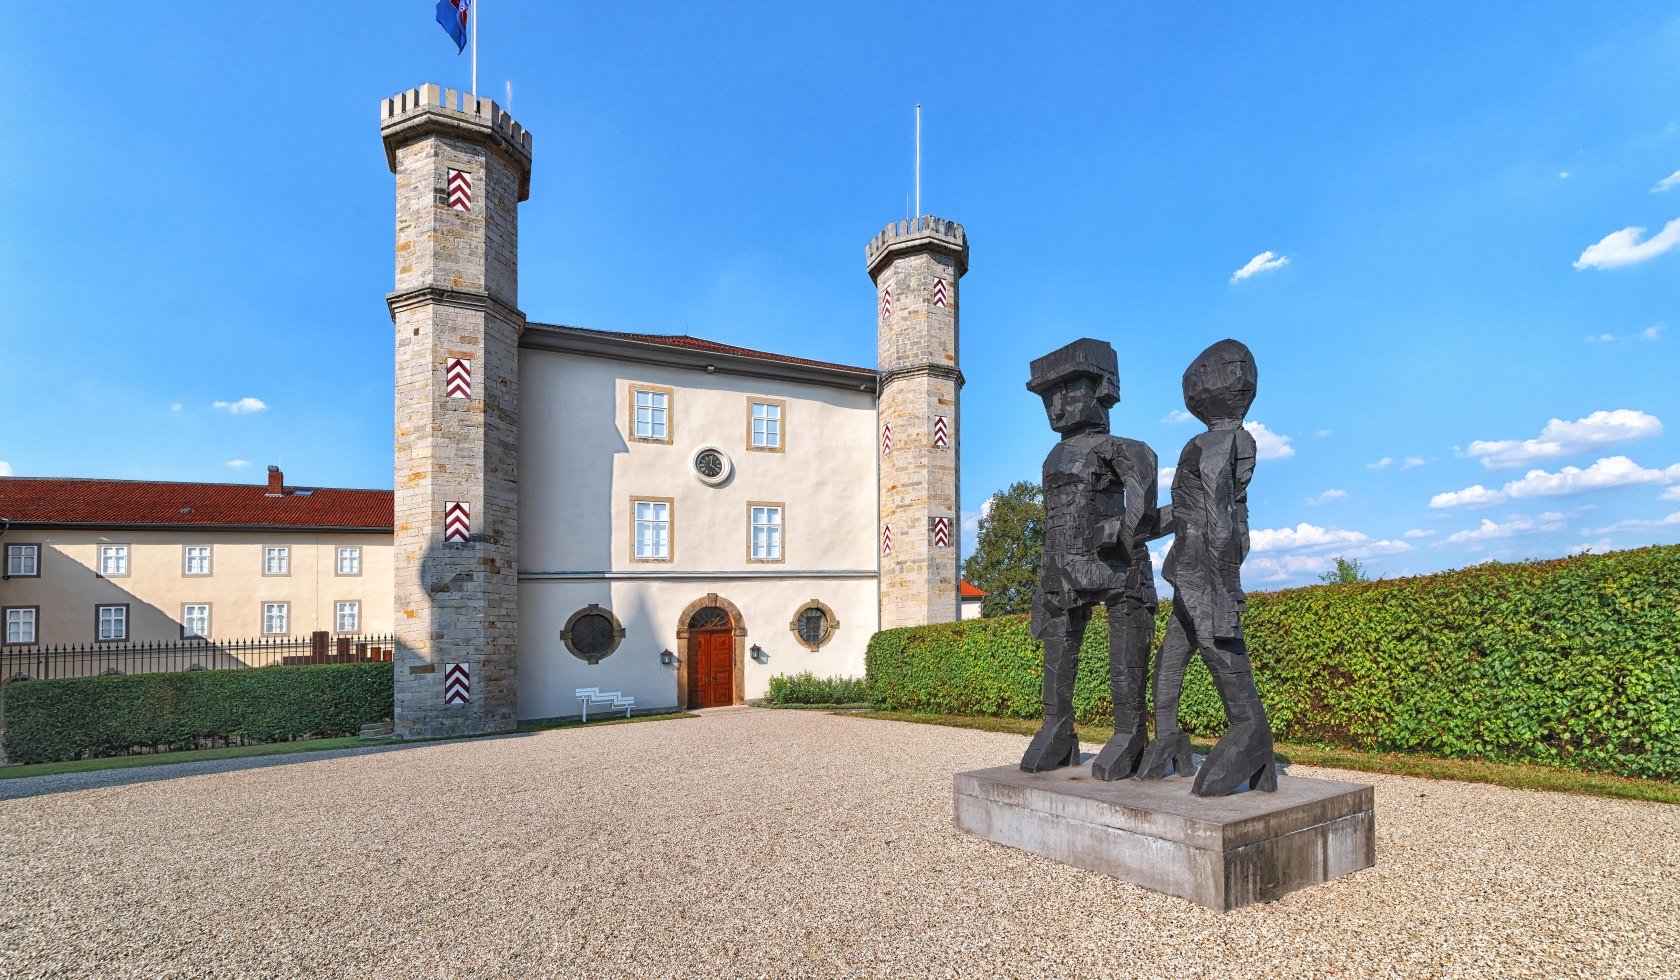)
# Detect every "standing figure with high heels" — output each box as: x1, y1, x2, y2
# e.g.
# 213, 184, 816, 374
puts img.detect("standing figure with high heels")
1137, 338, 1277, 797
1021, 339, 1161, 779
